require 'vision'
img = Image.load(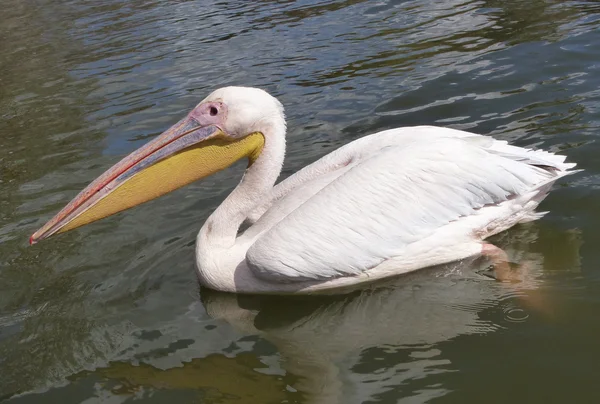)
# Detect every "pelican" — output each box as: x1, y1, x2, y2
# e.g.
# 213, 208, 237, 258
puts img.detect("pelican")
31, 87, 578, 294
